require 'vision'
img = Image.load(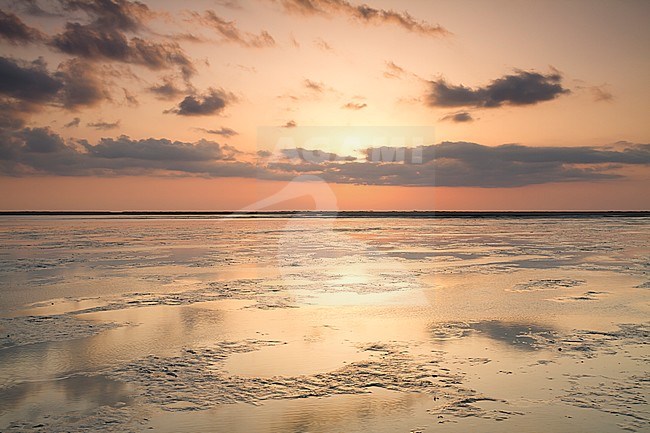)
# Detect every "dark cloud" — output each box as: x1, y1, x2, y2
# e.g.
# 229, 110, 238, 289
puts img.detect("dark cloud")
55, 58, 107, 109
0, 57, 63, 102
60, 0, 152, 31
51, 23, 196, 78
1, 129, 647, 188
274, 0, 448, 37
83, 136, 225, 161
64, 117, 81, 128
87, 119, 119, 130
0, 127, 67, 163
0, 99, 33, 129
44, 0, 192, 76
166, 88, 235, 116
20, 126, 67, 153
264, 141, 650, 188
427, 70, 570, 108
196, 127, 238, 137
51, 23, 130, 58
441, 112, 473, 123
0, 56, 108, 130
282, 120, 297, 128
192, 10, 275, 47
11, 0, 63, 17
0, 129, 256, 177
431, 142, 650, 166
342, 102, 367, 110
0, 9, 45, 43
